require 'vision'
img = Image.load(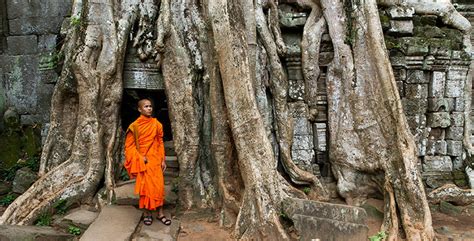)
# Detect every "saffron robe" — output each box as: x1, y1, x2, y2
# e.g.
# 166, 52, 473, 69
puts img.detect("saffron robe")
124, 115, 165, 210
